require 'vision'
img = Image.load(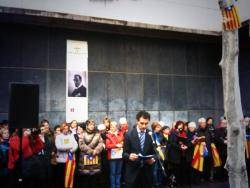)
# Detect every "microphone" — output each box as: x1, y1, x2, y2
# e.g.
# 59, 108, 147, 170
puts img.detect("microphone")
148, 131, 167, 177
148, 131, 156, 144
